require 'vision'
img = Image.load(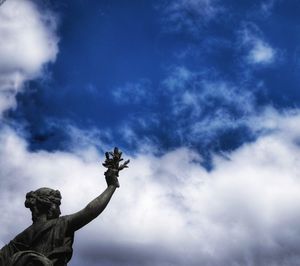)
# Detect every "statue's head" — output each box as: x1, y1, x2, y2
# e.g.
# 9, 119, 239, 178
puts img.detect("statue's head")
25, 187, 62, 222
